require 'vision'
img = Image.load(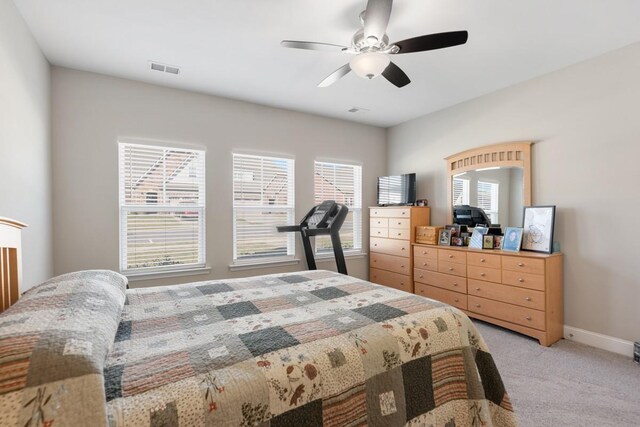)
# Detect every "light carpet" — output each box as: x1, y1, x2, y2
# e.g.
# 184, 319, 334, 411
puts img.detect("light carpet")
474, 321, 640, 427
